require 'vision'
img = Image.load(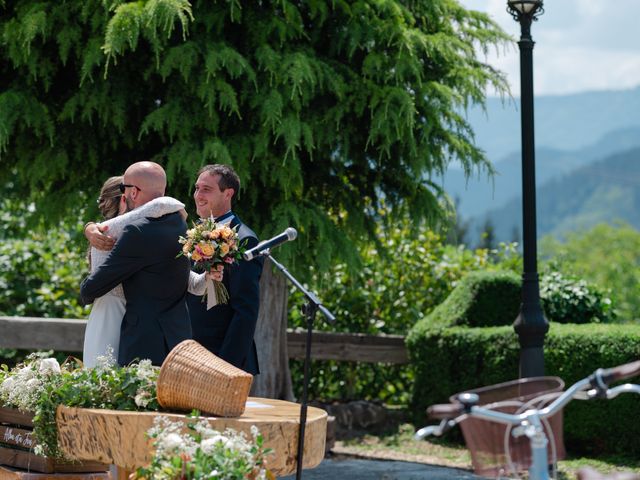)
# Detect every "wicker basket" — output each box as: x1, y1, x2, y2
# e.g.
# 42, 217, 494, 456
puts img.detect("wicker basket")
452, 376, 566, 477
157, 340, 253, 417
